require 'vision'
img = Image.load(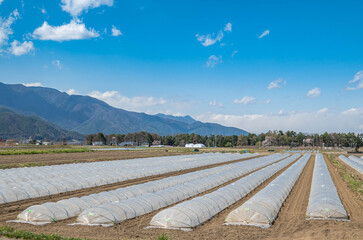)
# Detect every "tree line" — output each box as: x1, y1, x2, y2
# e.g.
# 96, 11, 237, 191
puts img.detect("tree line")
85, 131, 363, 151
